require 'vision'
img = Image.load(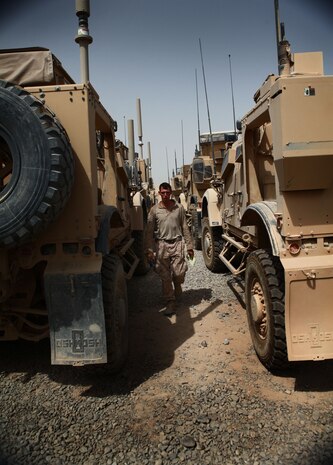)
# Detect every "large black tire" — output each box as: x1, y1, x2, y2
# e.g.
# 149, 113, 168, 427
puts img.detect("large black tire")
245, 250, 288, 371
191, 209, 202, 250
132, 229, 150, 276
0, 80, 74, 247
201, 218, 226, 273
101, 253, 128, 372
